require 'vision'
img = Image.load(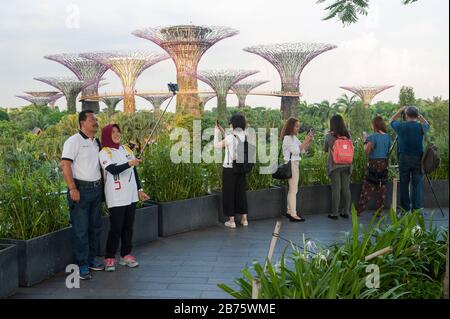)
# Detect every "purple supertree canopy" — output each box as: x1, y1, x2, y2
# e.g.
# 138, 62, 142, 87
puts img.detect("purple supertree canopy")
34, 76, 97, 113
23, 91, 60, 98
194, 69, 260, 97
34, 76, 96, 96
132, 25, 239, 115
80, 51, 170, 79
340, 85, 394, 106
243, 43, 337, 90
131, 25, 239, 59
44, 53, 109, 90
16, 95, 58, 106
80, 51, 170, 113
137, 93, 173, 110
231, 80, 269, 94
231, 80, 269, 107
